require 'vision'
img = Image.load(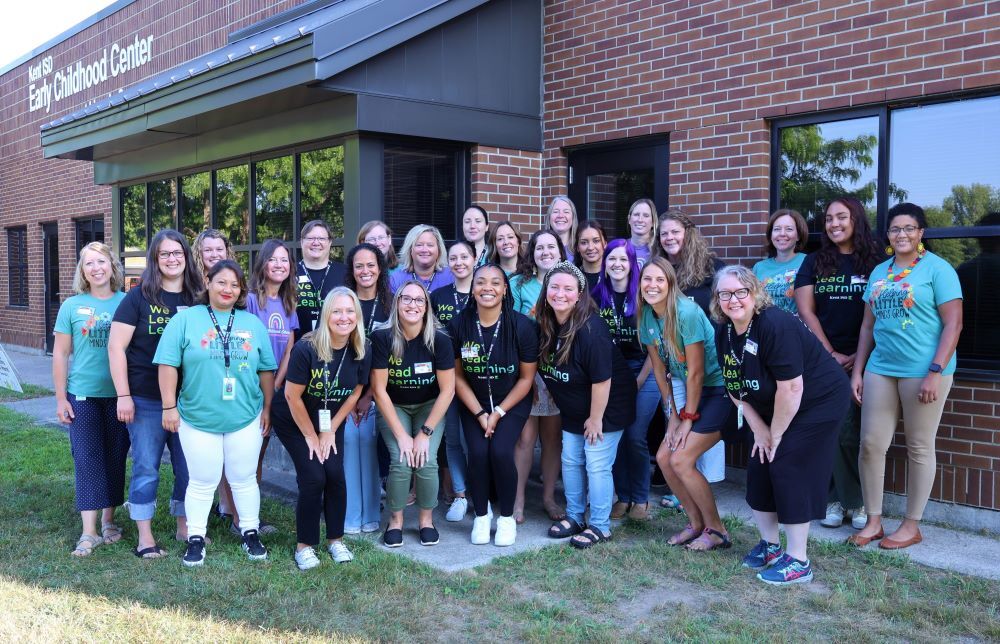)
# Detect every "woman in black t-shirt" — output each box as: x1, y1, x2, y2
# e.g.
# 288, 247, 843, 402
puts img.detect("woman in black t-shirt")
109, 229, 202, 558
793, 196, 884, 531
449, 263, 538, 547
272, 287, 370, 570
538, 262, 637, 548
371, 281, 455, 547
713, 266, 850, 586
